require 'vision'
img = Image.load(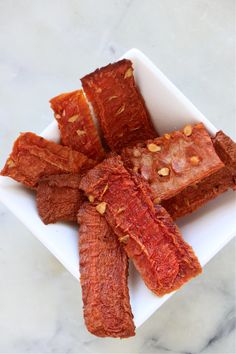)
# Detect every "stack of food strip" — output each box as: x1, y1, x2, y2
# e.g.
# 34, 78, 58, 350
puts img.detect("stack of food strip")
1, 58, 236, 338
